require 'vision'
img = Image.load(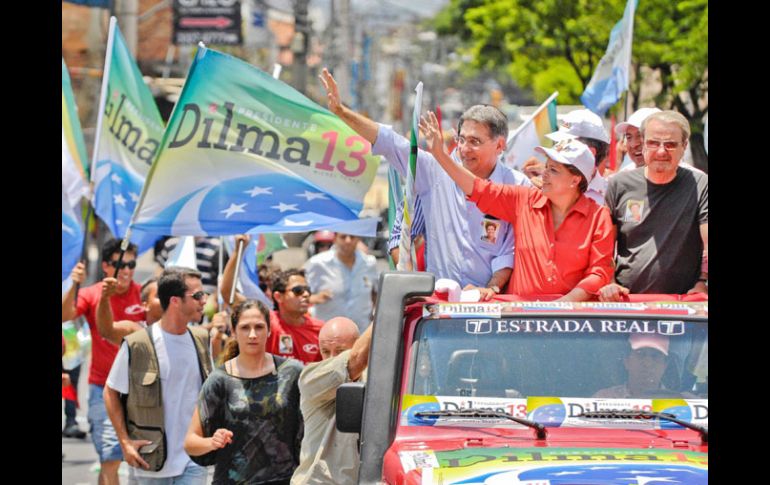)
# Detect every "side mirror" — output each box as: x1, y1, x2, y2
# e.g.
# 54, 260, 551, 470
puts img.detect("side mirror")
336, 382, 366, 433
